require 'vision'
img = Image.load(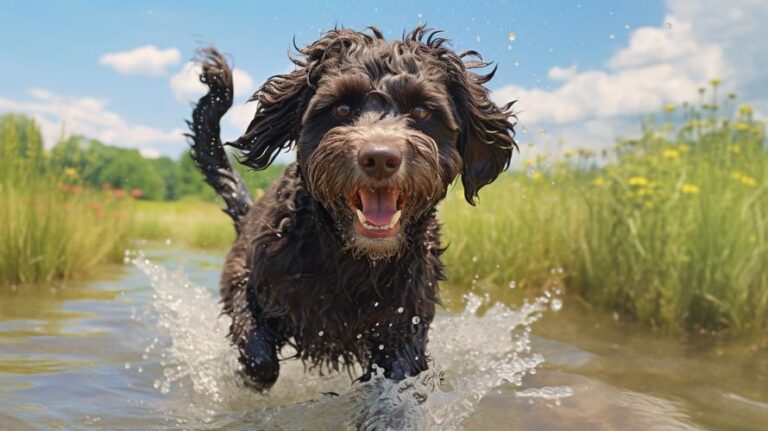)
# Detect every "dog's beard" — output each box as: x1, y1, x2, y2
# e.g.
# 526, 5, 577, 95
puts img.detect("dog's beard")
347, 229, 405, 261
